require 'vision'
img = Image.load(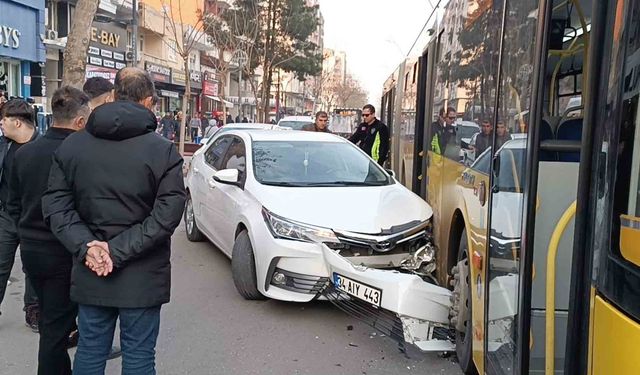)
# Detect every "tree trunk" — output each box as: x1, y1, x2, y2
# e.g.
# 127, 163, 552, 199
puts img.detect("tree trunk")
179, 57, 190, 156
62, 0, 100, 87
